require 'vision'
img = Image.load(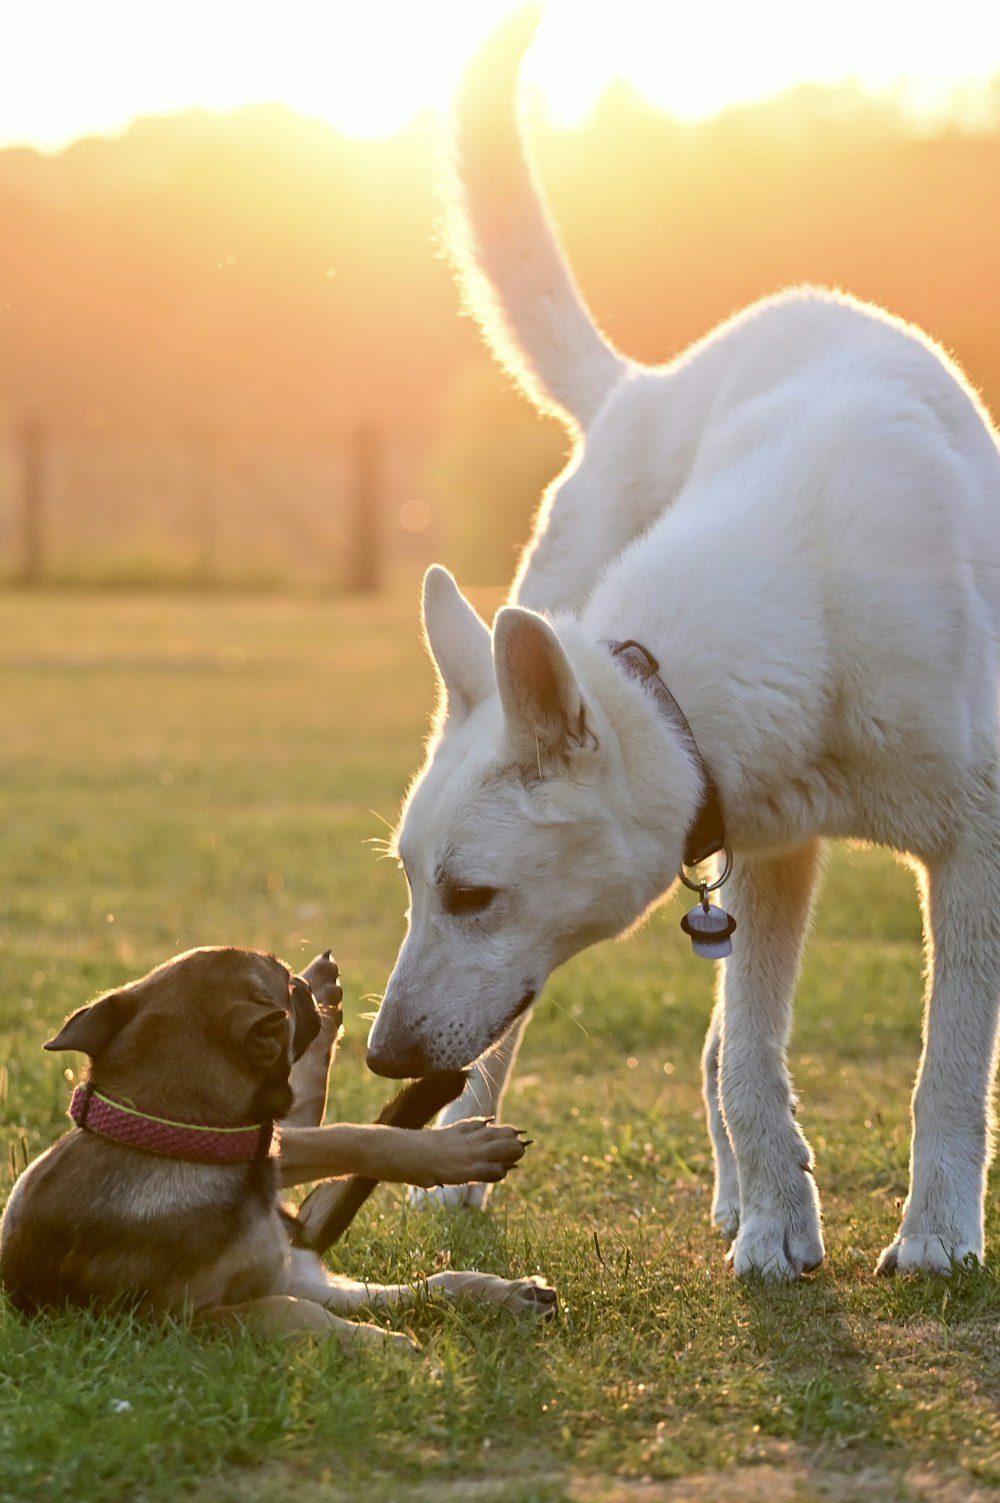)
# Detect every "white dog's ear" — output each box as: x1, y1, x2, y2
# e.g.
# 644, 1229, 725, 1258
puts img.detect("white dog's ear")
422, 565, 493, 723
494, 606, 595, 768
